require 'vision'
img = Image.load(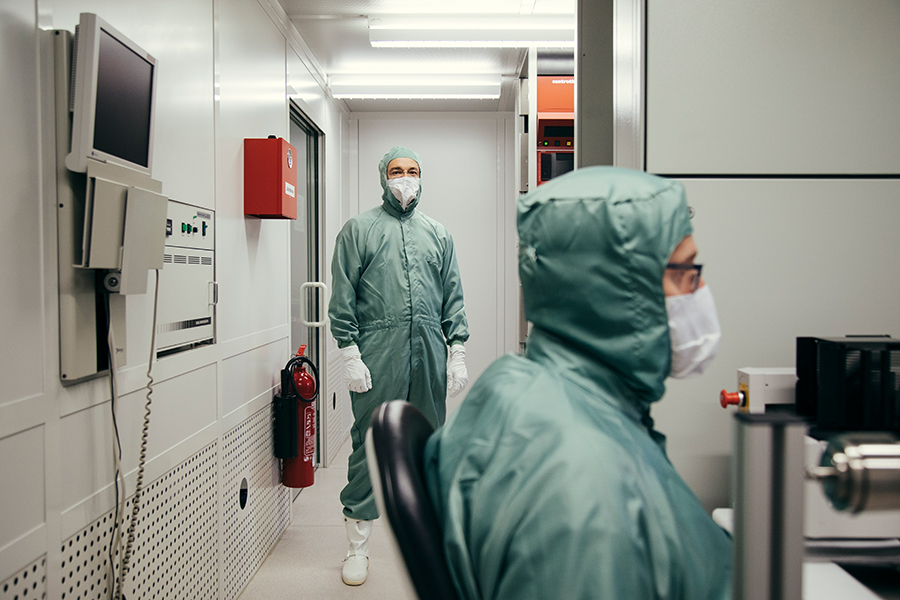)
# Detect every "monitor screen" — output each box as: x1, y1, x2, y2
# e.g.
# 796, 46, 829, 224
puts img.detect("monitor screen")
543, 125, 574, 138
93, 28, 154, 169
66, 13, 157, 175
